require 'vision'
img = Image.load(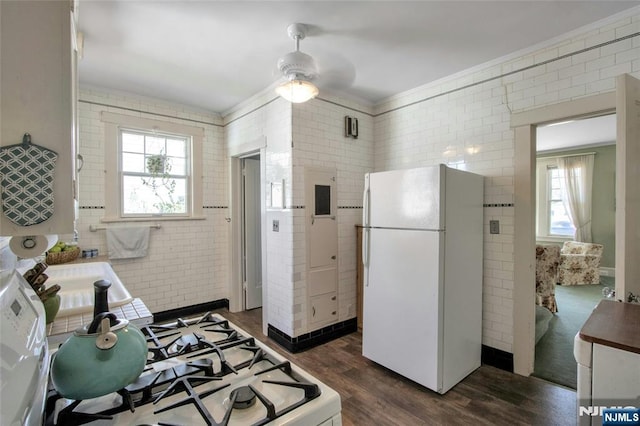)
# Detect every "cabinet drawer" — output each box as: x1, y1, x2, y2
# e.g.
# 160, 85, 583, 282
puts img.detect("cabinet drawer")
308, 268, 337, 297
